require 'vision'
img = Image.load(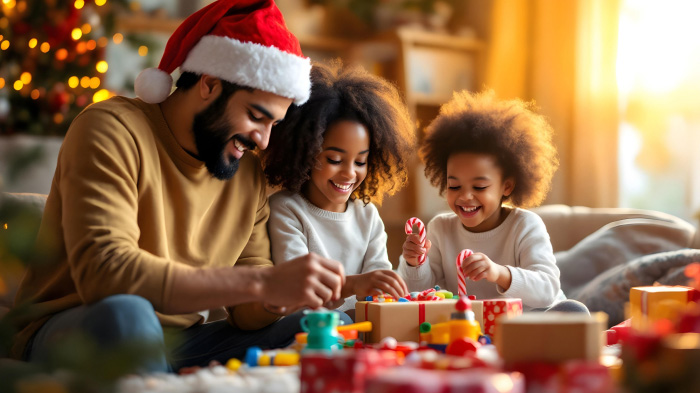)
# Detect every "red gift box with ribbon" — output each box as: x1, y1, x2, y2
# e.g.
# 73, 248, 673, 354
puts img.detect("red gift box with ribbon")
365, 367, 526, 393
482, 298, 523, 339
300, 349, 399, 393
